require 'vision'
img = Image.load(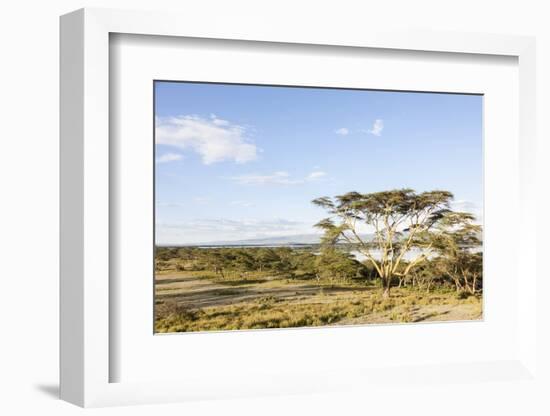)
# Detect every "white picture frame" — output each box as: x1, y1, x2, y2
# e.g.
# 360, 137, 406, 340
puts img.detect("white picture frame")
60, 7, 539, 408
